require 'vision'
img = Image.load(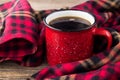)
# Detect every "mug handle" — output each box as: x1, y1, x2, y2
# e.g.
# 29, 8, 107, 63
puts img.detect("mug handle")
93, 28, 112, 50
